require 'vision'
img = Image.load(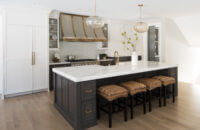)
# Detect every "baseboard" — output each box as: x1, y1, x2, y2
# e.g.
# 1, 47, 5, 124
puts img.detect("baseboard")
5, 88, 48, 98
32, 88, 48, 94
